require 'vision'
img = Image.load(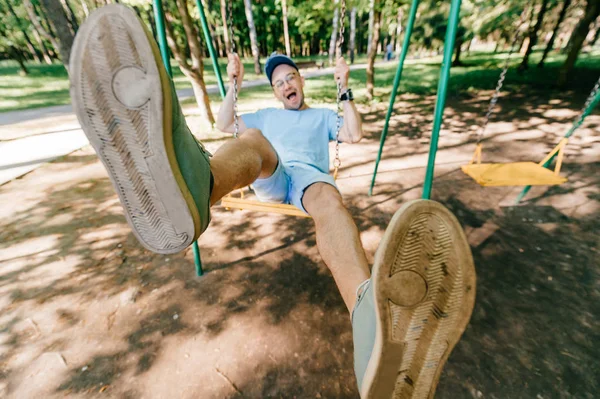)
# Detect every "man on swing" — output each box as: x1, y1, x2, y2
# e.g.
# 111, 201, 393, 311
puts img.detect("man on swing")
70, 5, 476, 398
